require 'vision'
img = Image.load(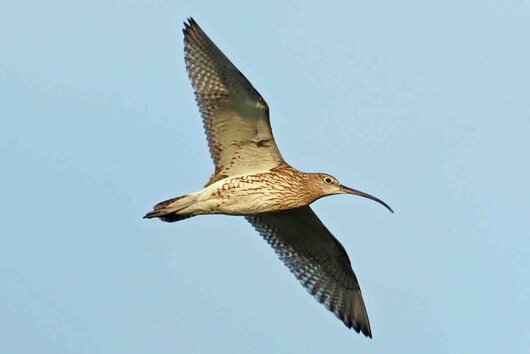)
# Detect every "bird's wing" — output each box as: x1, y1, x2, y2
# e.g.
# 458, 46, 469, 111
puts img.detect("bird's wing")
183, 19, 285, 185
246, 206, 372, 337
